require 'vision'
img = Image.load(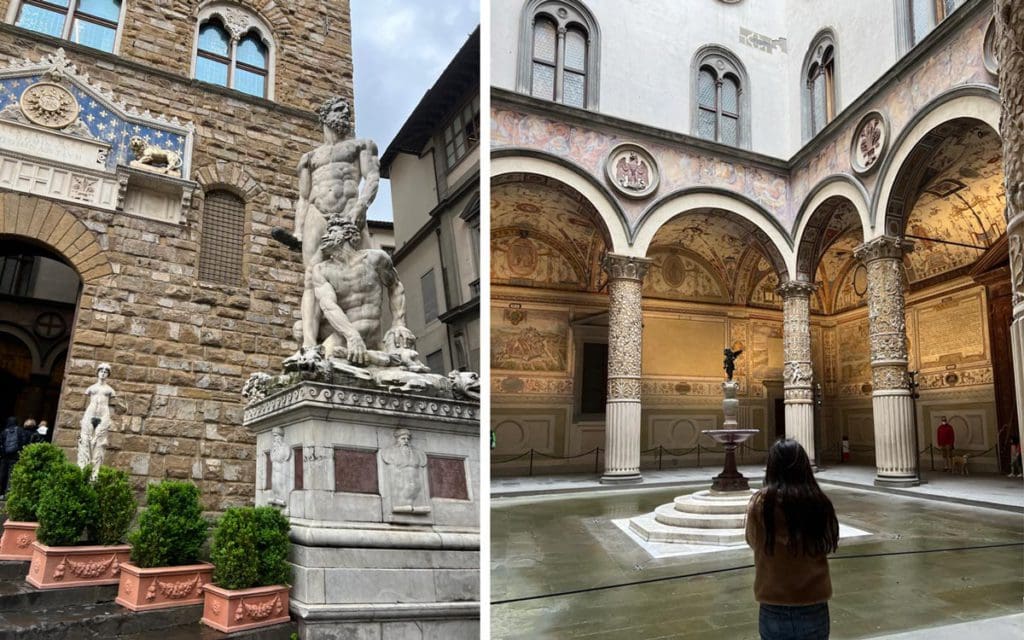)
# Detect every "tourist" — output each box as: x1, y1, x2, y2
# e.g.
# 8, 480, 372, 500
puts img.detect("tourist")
745, 439, 839, 640
936, 417, 955, 471
0, 416, 27, 498
31, 421, 49, 444
1009, 433, 1022, 479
